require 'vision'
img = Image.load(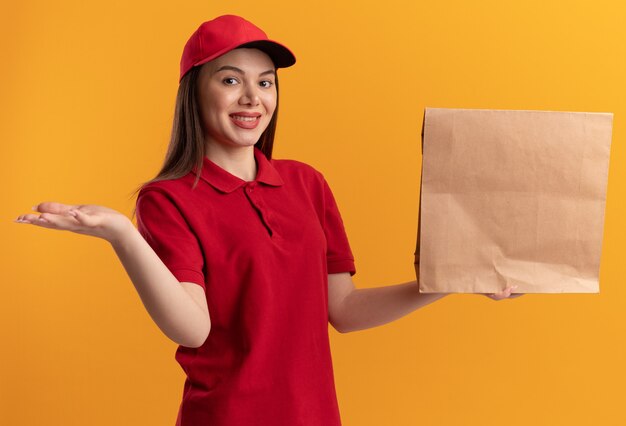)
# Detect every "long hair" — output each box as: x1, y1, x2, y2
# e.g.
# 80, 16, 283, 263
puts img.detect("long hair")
128, 64, 280, 220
